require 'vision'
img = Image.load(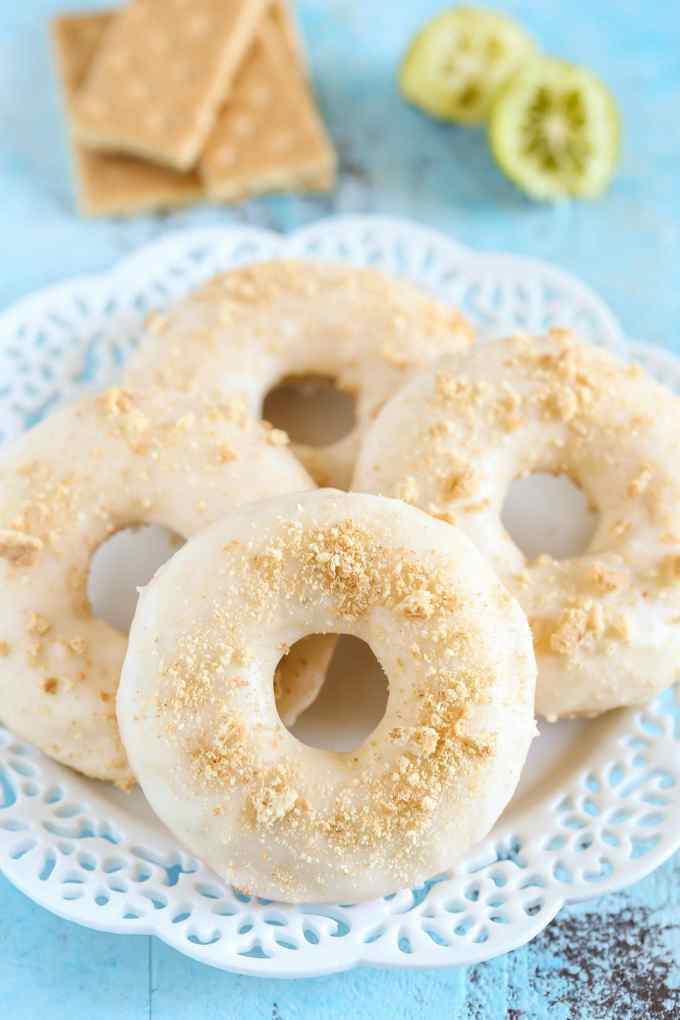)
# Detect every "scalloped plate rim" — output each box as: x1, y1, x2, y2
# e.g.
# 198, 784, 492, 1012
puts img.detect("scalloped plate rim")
1, 215, 678, 977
